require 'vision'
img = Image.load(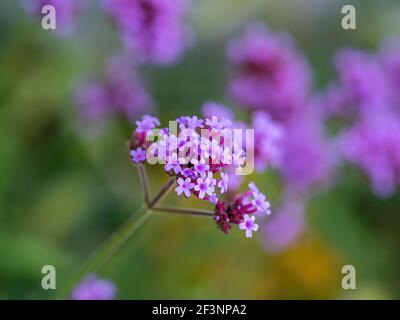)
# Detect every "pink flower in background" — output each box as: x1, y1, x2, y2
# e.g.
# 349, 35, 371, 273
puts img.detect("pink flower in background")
340, 112, 400, 197
71, 274, 116, 300
328, 49, 393, 117
76, 54, 154, 123
106, 55, 154, 119
75, 81, 110, 121
313, 83, 351, 119
24, 0, 80, 36
262, 200, 304, 253
103, 0, 193, 65
227, 23, 312, 122
218, 172, 229, 194
277, 114, 335, 195
380, 38, 400, 107
252, 111, 284, 172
